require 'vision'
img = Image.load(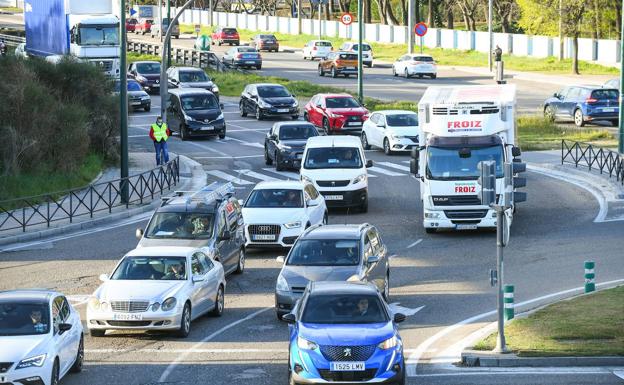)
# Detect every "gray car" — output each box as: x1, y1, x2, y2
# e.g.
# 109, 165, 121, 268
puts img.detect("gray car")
274, 223, 390, 319
166, 66, 220, 100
